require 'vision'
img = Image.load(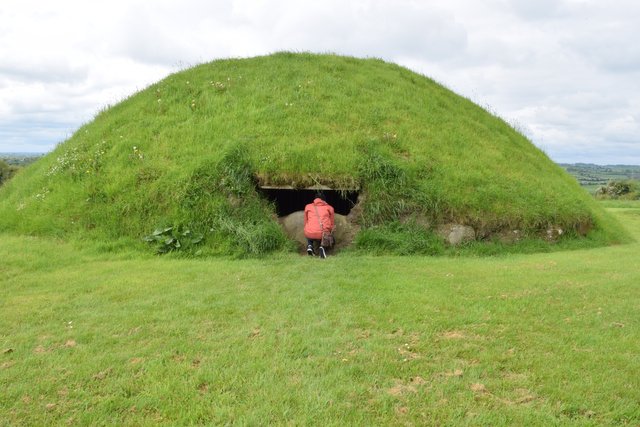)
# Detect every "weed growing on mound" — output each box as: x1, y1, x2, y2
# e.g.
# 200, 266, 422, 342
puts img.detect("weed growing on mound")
143, 226, 204, 254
